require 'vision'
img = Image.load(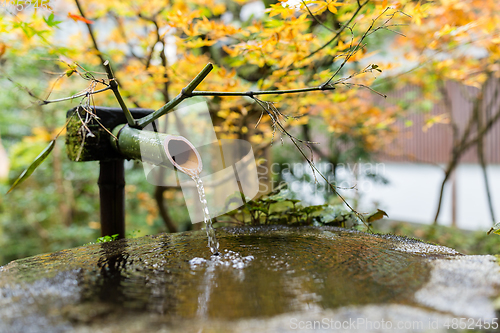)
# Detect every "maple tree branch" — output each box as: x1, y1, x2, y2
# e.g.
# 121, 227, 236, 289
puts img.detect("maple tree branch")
438, 81, 459, 144
141, 15, 171, 103
139, 13, 161, 70
110, 12, 142, 61
324, 8, 399, 87
74, 0, 143, 109
74, 0, 105, 66
462, 105, 500, 153
267, 6, 401, 101
303, 0, 369, 61
302, 123, 328, 160
301, 0, 334, 32
338, 81, 387, 98
475, 96, 496, 224
1, 72, 45, 102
